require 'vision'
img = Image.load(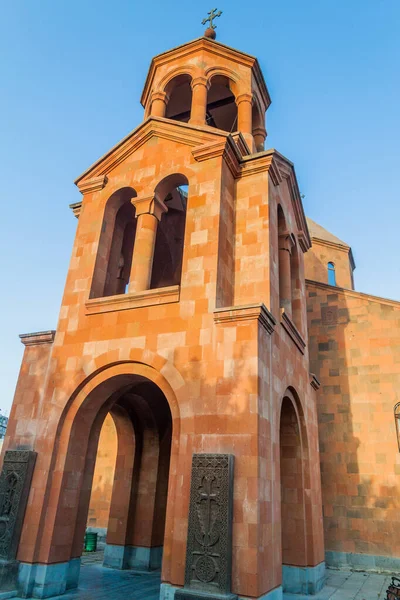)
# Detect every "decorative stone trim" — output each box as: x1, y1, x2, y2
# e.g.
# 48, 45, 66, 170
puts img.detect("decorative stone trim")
280, 310, 306, 354
274, 155, 311, 250
240, 152, 282, 185
230, 132, 251, 157
190, 76, 209, 90
69, 201, 82, 219
151, 90, 169, 103
252, 126, 267, 138
19, 331, 56, 346
310, 373, 321, 390
306, 279, 400, 308
297, 230, 308, 253
278, 231, 295, 253
192, 139, 226, 161
76, 175, 108, 195
132, 196, 167, 221
74, 118, 229, 185
214, 303, 276, 334
192, 138, 241, 178
235, 92, 253, 107
85, 285, 180, 315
